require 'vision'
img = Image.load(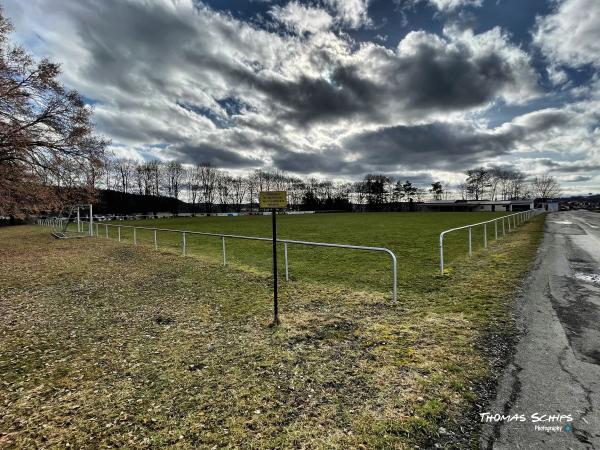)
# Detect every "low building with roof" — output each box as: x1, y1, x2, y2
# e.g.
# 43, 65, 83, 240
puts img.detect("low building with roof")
421, 199, 534, 212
